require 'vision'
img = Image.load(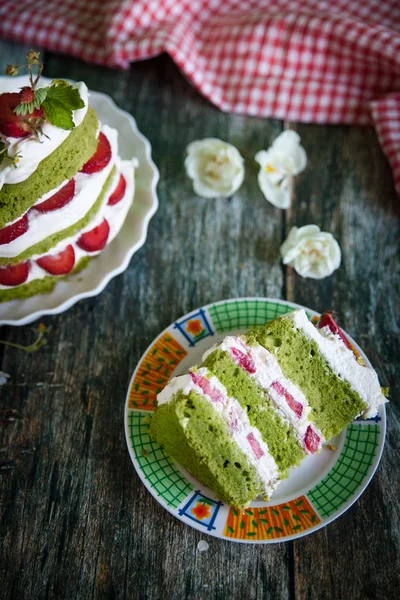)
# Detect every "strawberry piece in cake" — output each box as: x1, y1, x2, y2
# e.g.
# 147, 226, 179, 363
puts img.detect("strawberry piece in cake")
108, 174, 127, 206
36, 245, 75, 275
0, 262, 30, 286
34, 180, 76, 213
0, 215, 29, 245
77, 219, 110, 252
80, 133, 111, 174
